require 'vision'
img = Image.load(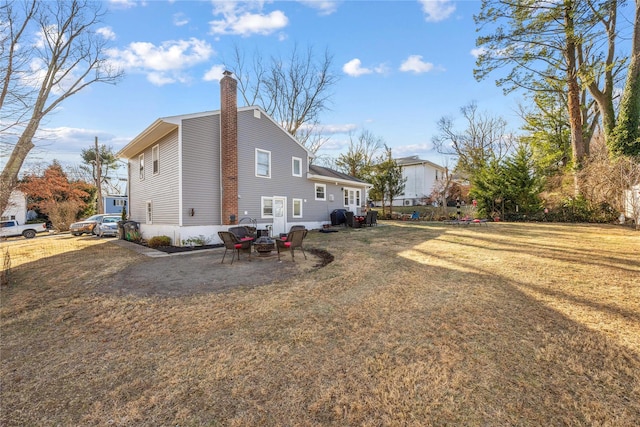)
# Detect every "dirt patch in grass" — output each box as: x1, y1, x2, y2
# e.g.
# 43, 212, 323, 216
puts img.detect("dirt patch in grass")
1, 224, 639, 425
96, 244, 329, 297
